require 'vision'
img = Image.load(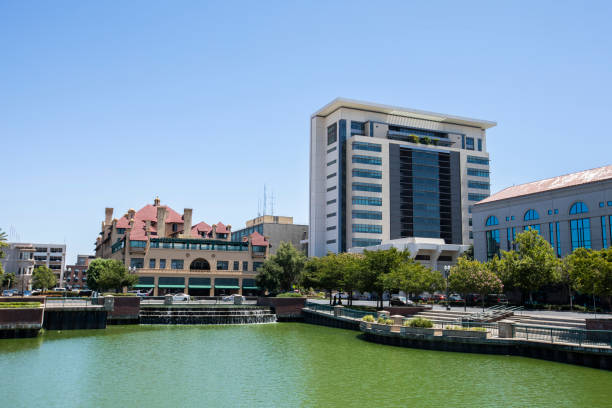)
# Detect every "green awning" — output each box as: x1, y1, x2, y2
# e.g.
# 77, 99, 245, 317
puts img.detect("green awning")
214, 285, 240, 289
134, 284, 155, 288
242, 286, 259, 290
189, 285, 211, 289
158, 284, 185, 288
